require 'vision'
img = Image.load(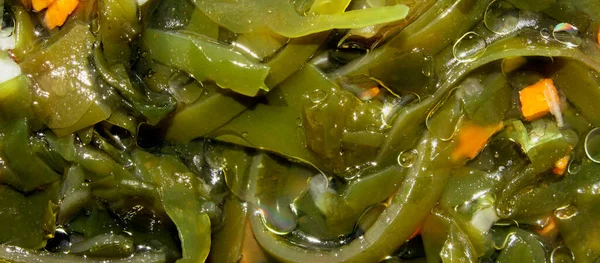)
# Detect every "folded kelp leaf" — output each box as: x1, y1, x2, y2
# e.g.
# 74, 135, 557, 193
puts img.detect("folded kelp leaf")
142, 29, 270, 97
134, 151, 212, 263
19, 22, 111, 136
190, 0, 409, 38
0, 183, 58, 249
